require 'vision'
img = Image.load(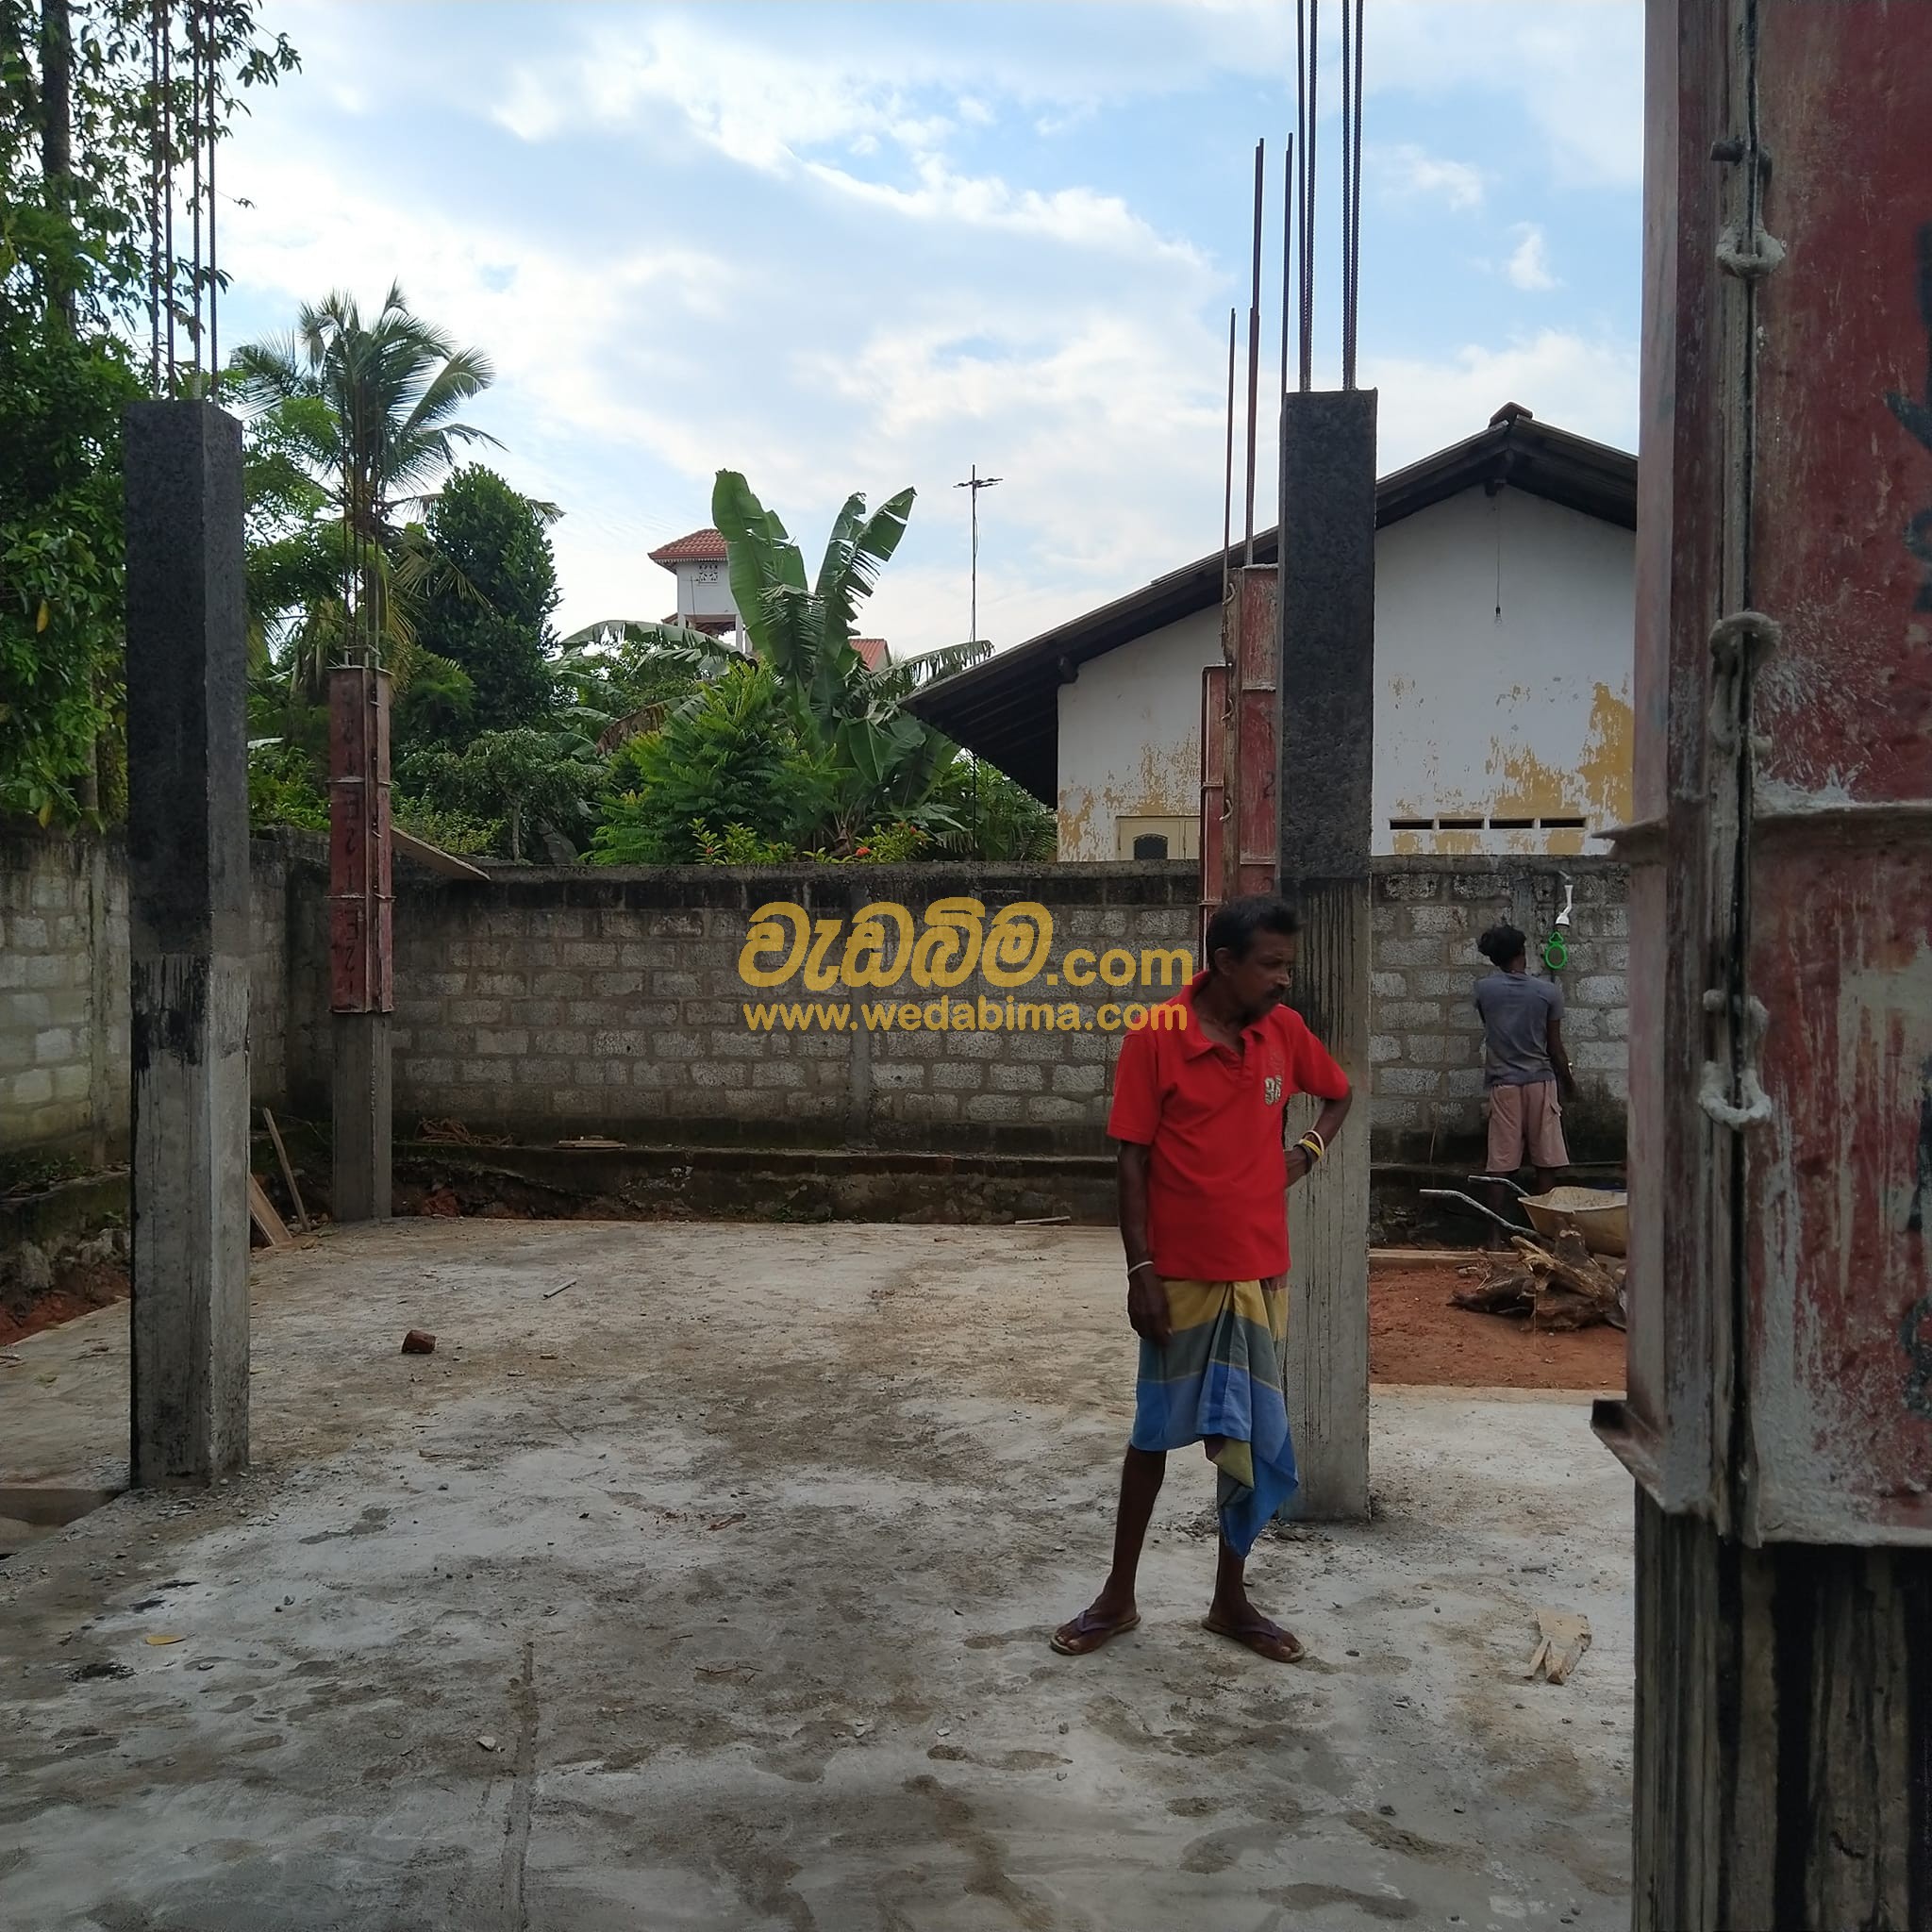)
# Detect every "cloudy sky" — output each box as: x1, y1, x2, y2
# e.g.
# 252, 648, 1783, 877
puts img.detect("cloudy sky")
216, 0, 1642, 658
